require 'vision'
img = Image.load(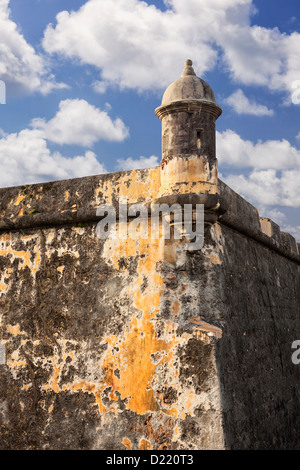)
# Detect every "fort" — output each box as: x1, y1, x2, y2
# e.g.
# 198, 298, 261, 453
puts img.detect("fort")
0, 60, 299, 450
